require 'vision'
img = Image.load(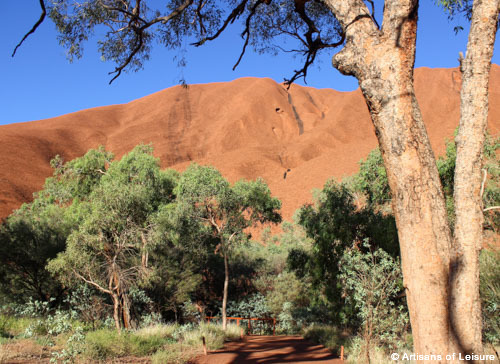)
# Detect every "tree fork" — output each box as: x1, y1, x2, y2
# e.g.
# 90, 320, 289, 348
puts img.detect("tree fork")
325, 0, 457, 361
